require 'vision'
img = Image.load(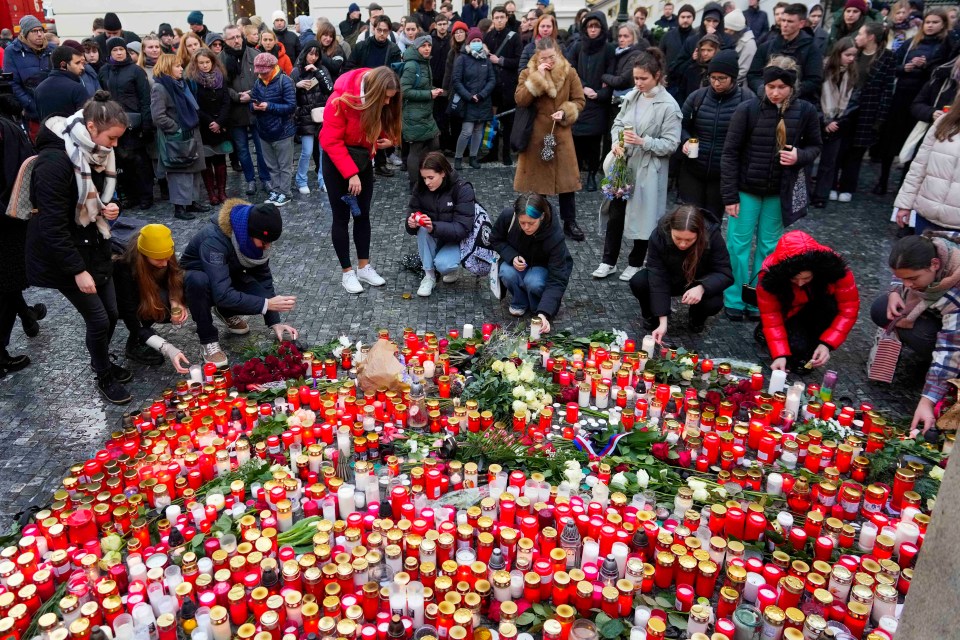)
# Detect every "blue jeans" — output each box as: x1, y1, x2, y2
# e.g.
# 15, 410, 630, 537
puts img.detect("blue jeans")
499, 263, 548, 312
231, 125, 270, 183
296, 134, 324, 189
417, 227, 461, 274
